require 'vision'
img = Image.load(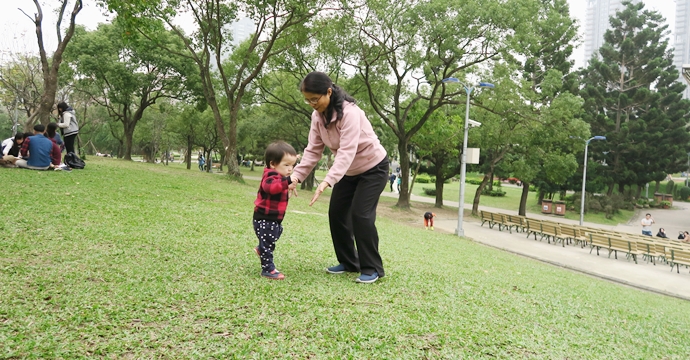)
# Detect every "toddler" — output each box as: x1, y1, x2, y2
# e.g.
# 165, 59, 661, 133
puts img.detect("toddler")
253, 141, 298, 280
424, 212, 436, 230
